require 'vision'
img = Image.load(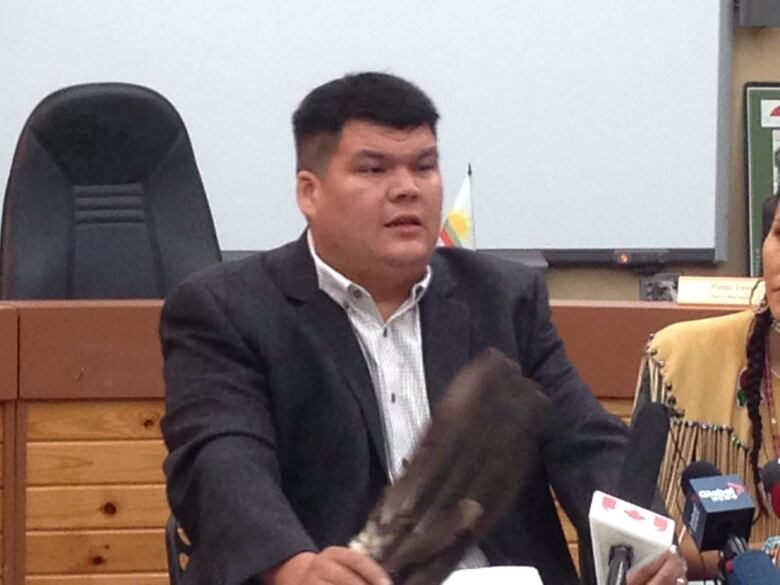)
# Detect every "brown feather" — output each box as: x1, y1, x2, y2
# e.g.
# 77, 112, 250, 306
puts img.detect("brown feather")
350, 347, 551, 584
